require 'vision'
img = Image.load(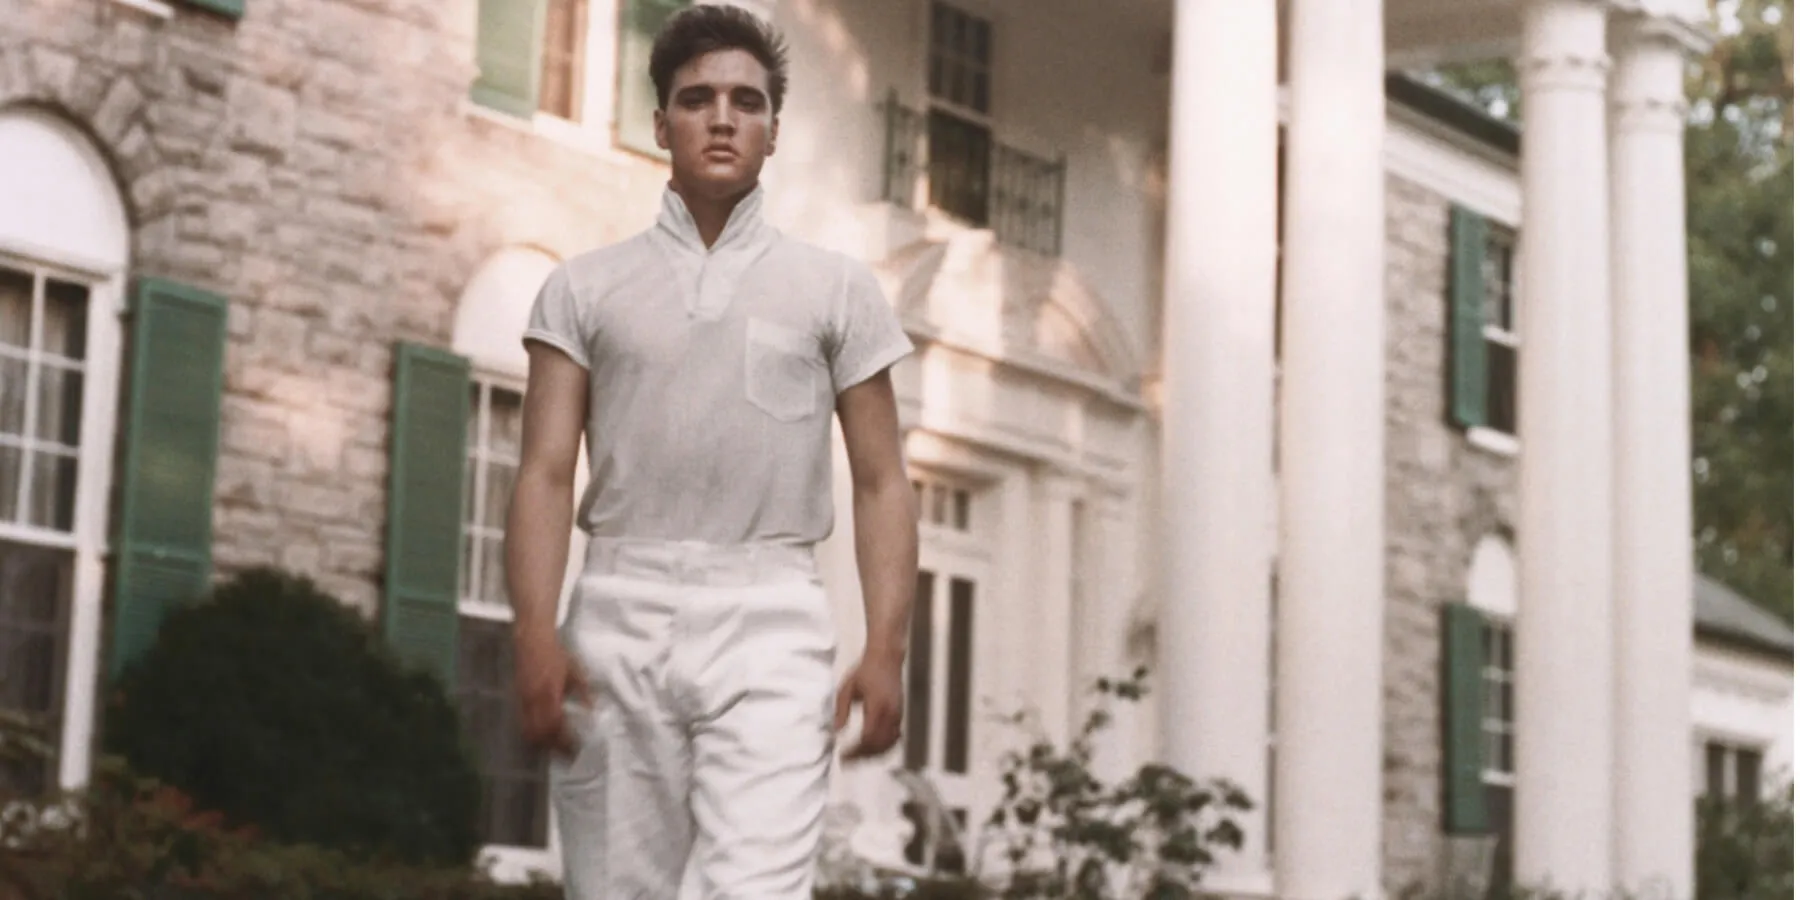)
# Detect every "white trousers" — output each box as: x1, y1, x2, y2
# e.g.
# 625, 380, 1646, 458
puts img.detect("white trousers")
551, 537, 838, 899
